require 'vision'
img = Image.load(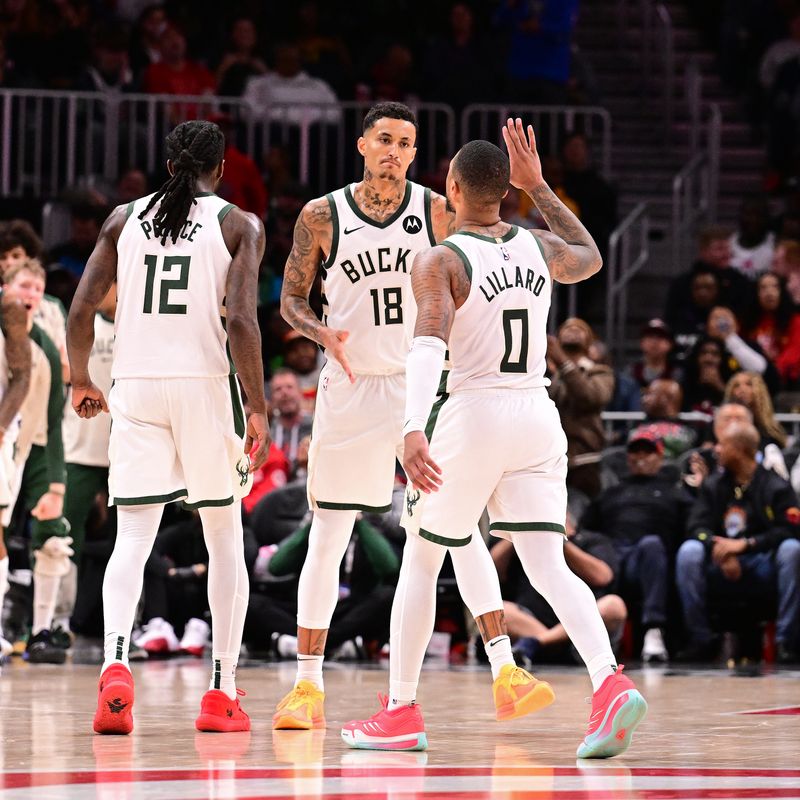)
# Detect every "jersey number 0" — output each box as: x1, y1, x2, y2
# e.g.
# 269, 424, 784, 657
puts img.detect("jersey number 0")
143, 255, 191, 315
